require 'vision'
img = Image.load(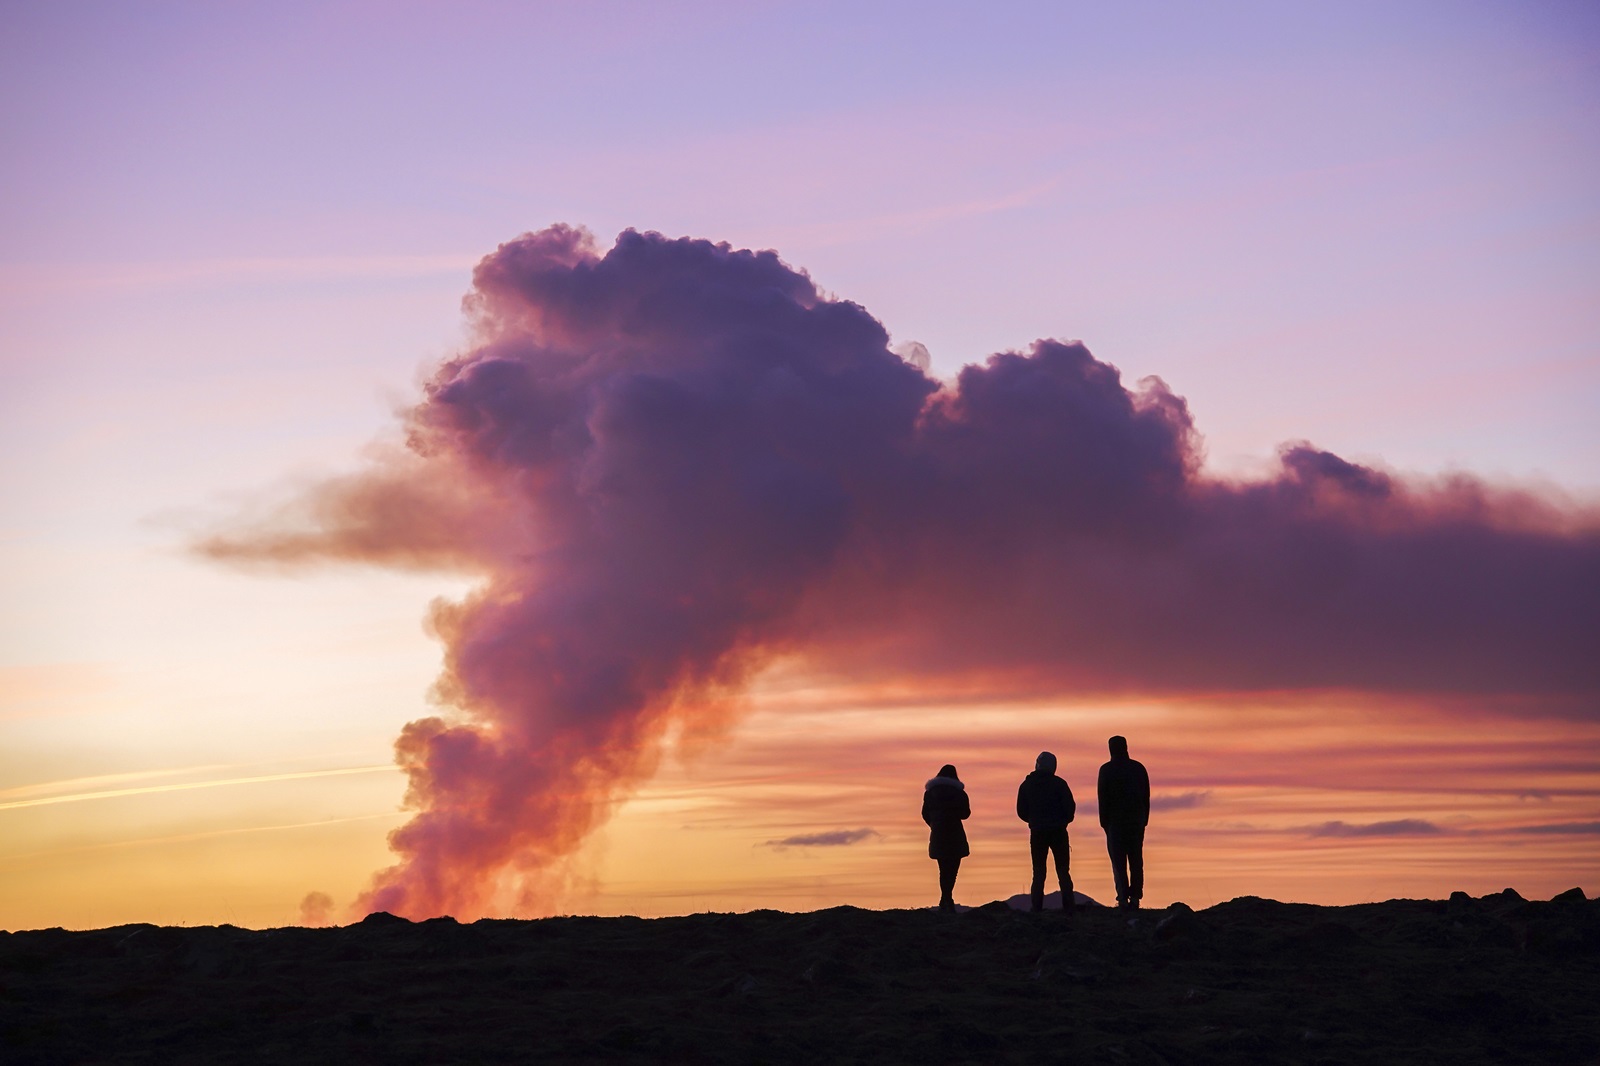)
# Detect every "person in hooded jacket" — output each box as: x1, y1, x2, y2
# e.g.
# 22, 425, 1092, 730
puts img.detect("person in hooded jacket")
1016, 751, 1076, 912
1097, 735, 1151, 911
922, 764, 970, 911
